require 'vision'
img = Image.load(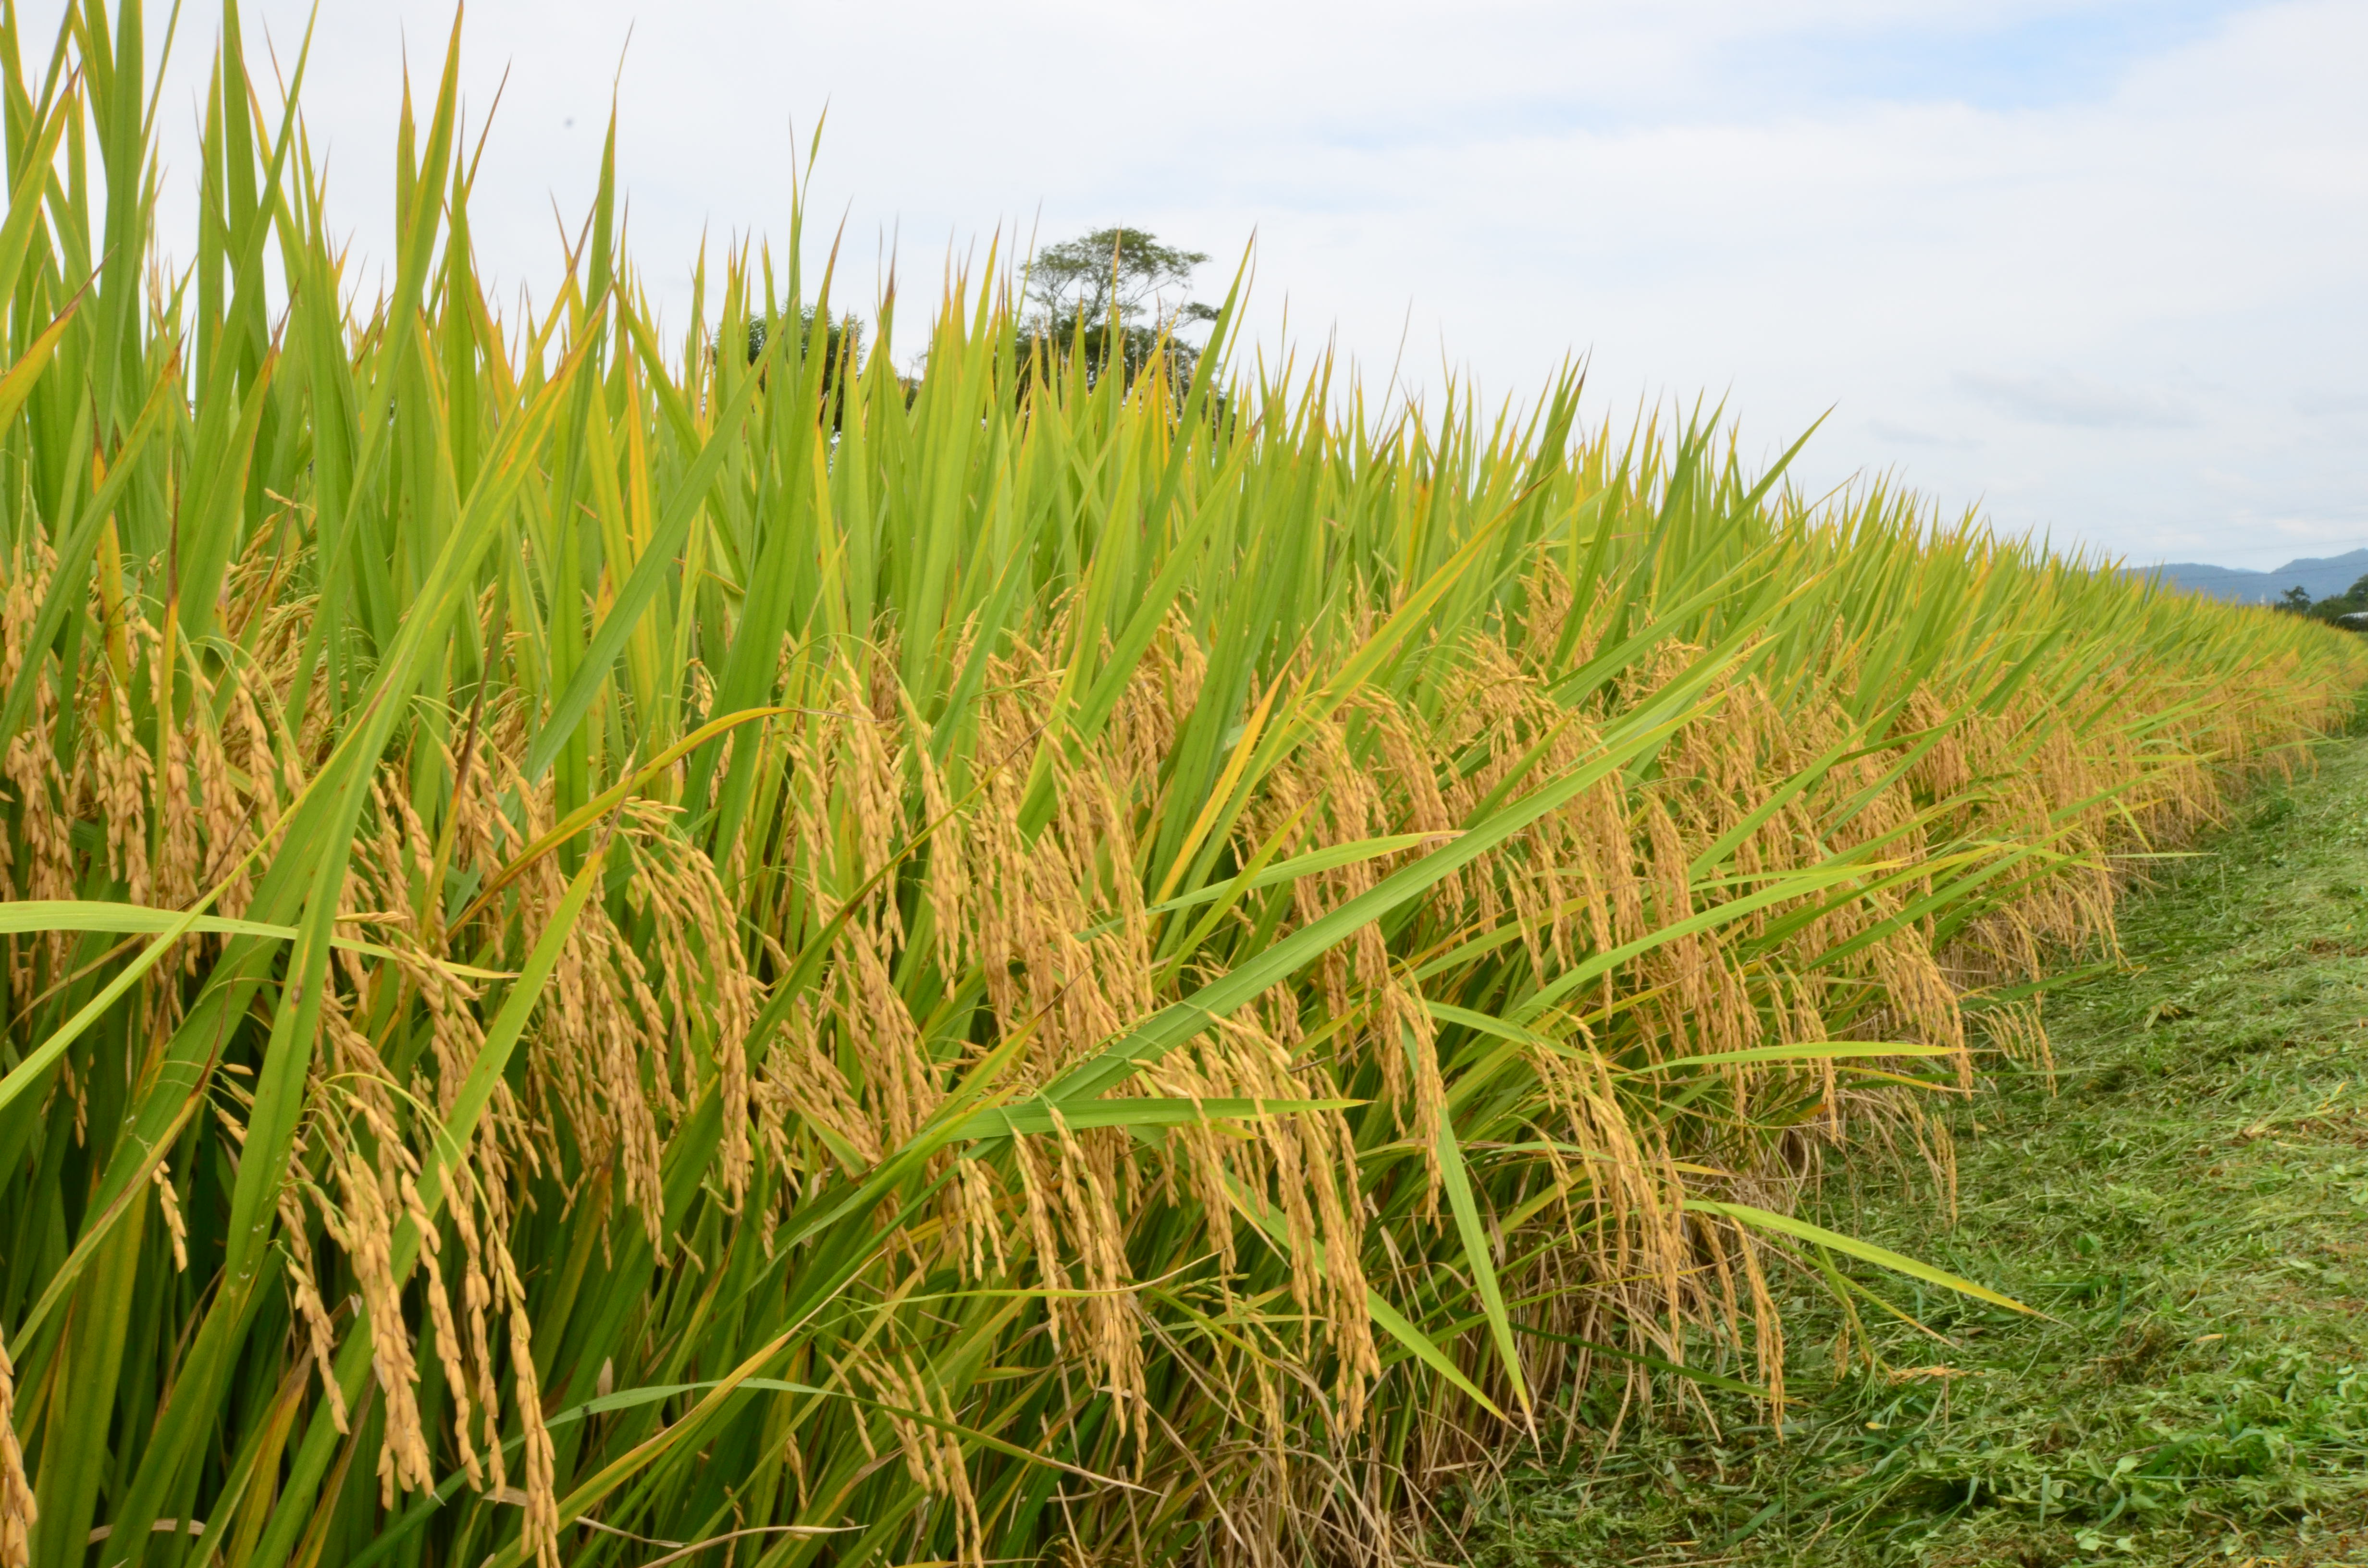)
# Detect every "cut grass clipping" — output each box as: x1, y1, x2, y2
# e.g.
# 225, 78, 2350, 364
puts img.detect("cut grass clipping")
0, 7, 2363, 1568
